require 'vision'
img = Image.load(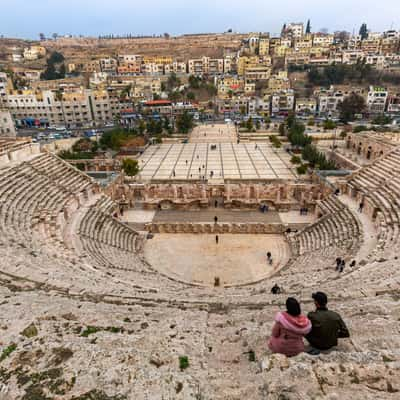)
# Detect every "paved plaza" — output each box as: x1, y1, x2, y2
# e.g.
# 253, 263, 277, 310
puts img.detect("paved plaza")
189, 123, 237, 143
138, 142, 297, 181
144, 234, 290, 286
